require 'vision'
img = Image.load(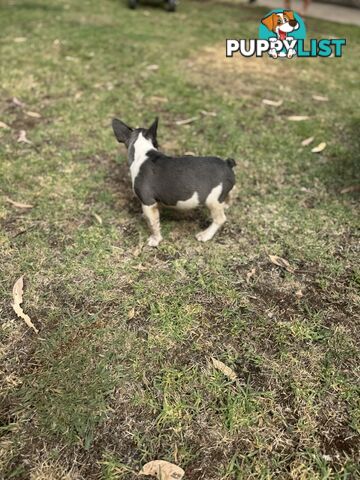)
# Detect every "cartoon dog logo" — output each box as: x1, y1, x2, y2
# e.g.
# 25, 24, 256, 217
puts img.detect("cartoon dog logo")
261, 10, 299, 58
